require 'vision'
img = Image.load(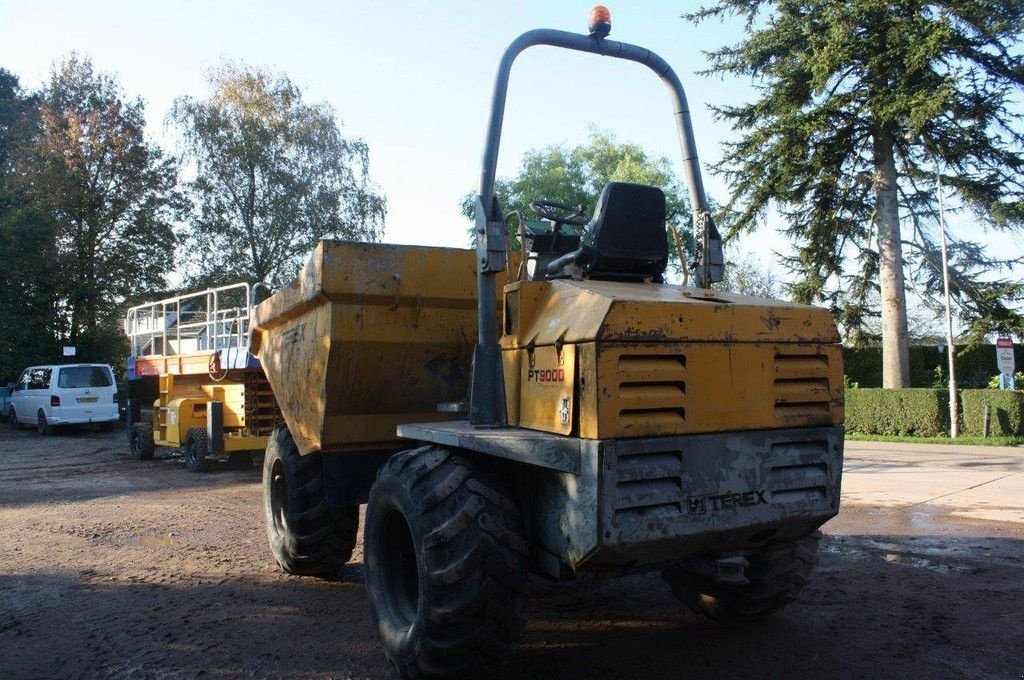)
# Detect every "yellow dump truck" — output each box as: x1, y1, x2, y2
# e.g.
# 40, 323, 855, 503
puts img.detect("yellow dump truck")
250, 14, 844, 680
